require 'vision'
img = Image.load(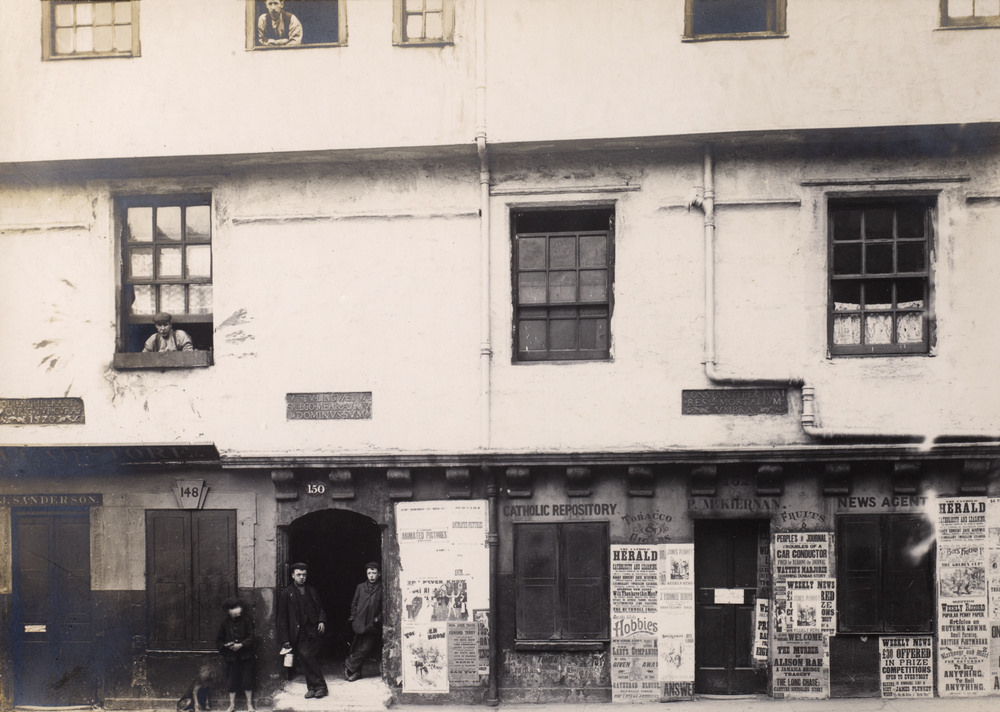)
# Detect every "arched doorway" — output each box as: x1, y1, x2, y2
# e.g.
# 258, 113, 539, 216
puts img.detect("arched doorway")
282, 509, 382, 677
